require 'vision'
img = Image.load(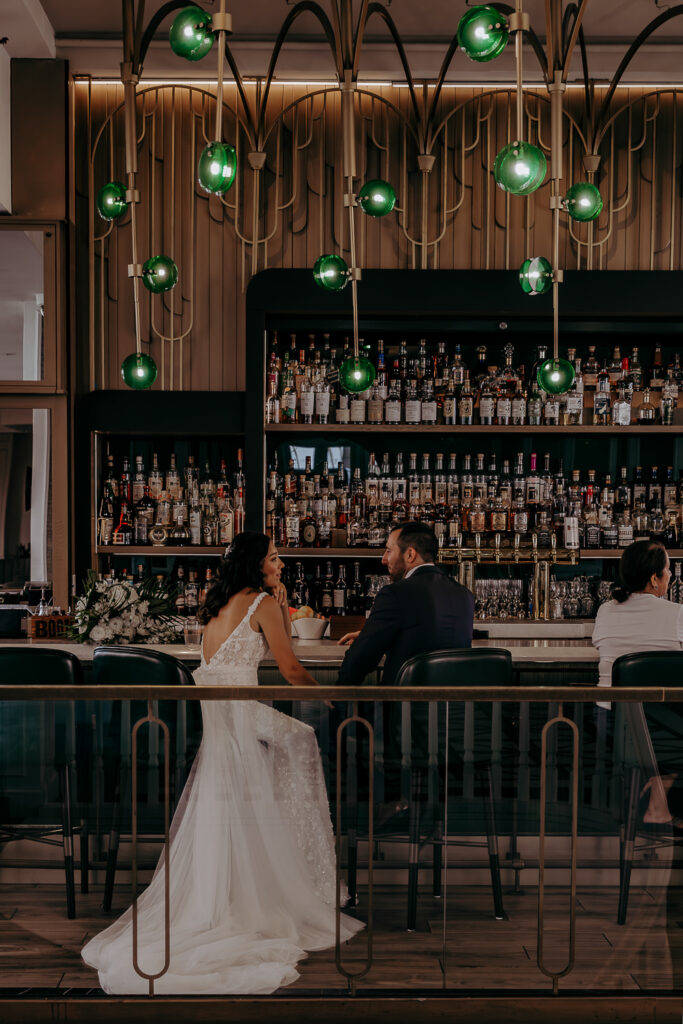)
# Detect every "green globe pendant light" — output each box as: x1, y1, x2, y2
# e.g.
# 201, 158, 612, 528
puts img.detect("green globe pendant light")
96, 181, 128, 221
198, 141, 236, 194
519, 256, 552, 296
141, 255, 178, 293
169, 6, 214, 61
313, 254, 350, 291
494, 141, 547, 195
339, 356, 376, 393
121, 352, 158, 390
457, 5, 509, 62
563, 181, 603, 222
537, 357, 575, 395
358, 179, 396, 218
